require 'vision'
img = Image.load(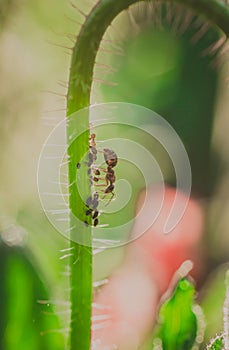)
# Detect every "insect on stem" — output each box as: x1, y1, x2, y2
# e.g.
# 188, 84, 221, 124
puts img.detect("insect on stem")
83, 132, 118, 227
